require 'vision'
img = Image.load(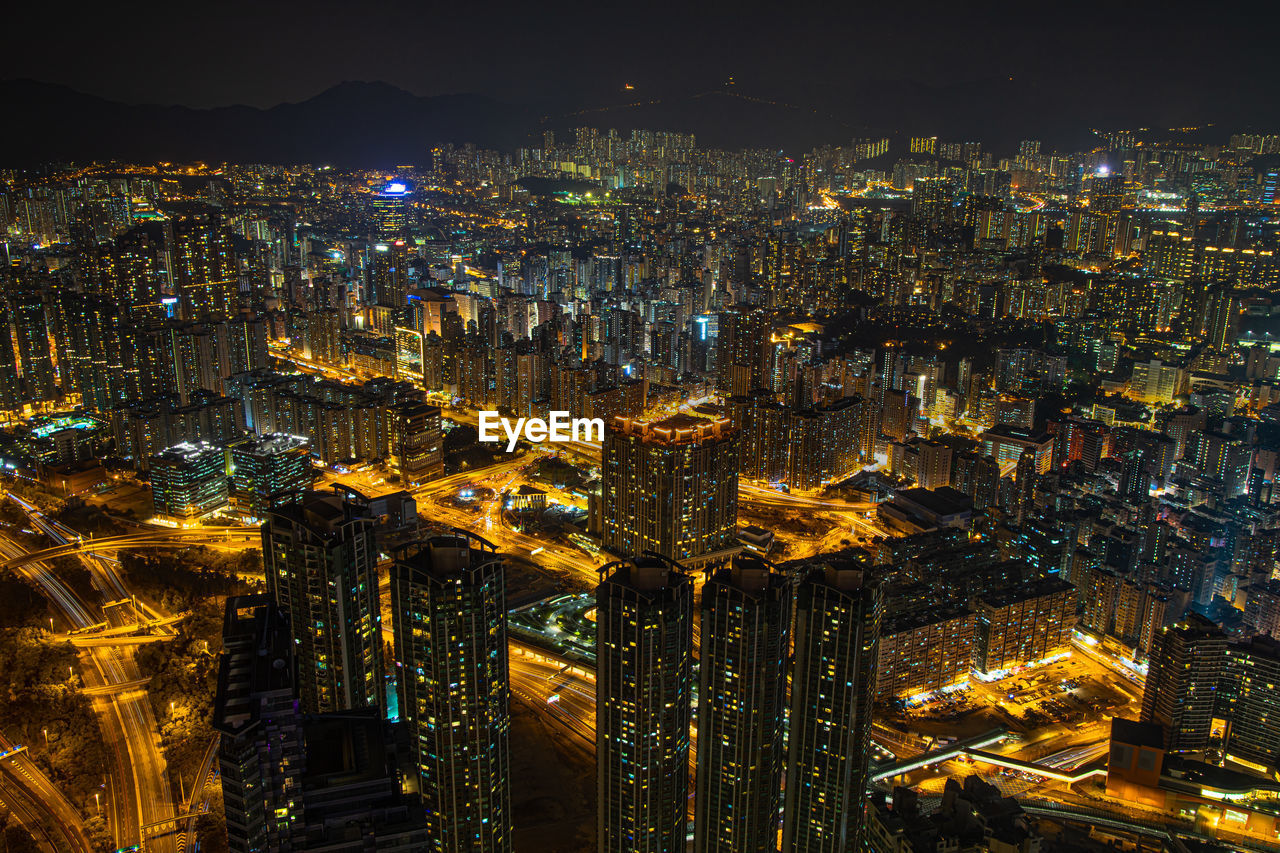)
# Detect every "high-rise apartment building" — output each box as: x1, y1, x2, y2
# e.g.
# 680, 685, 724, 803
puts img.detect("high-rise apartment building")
215, 596, 428, 853
78, 223, 171, 320
596, 554, 695, 853
909, 136, 938, 155
783, 556, 882, 853
876, 605, 974, 703
715, 307, 771, 395
972, 577, 1075, 674
889, 437, 952, 490
213, 595, 304, 853
1219, 635, 1280, 772
602, 414, 739, 569
1140, 614, 1227, 752
728, 393, 865, 491
694, 554, 791, 853
388, 401, 443, 486
5, 272, 58, 404
263, 487, 384, 714
53, 290, 129, 412
369, 240, 411, 310
169, 213, 238, 320
391, 533, 512, 853
1090, 173, 1126, 213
